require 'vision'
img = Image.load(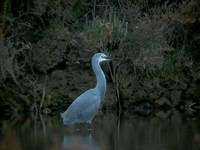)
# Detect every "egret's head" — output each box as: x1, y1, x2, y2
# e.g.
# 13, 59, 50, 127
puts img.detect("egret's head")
93, 53, 112, 64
